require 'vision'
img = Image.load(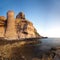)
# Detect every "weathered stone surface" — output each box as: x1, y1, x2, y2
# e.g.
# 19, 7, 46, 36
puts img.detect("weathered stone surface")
0, 16, 6, 37
0, 16, 6, 26
16, 18, 39, 39
0, 11, 41, 40
16, 12, 41, 39
16, 12, 25, 19
5, 11, 18, 40
0, 27, 5, 37
0, 16, 6, 21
